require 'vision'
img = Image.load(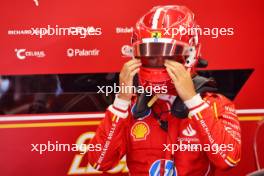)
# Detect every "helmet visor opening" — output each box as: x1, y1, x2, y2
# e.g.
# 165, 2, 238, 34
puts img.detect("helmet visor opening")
133, 42, 188, 57
136, 56, 185, 68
